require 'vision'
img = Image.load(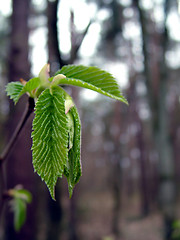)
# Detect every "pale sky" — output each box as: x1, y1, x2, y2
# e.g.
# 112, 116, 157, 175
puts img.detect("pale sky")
0, 0, 180, 95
